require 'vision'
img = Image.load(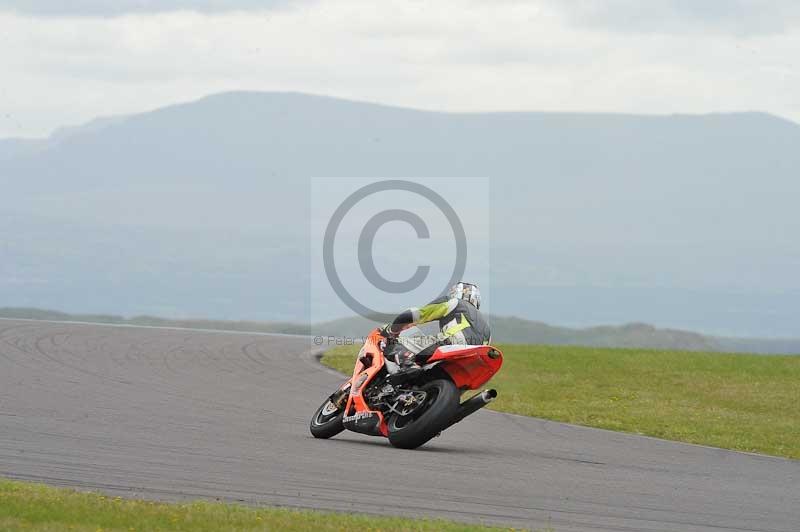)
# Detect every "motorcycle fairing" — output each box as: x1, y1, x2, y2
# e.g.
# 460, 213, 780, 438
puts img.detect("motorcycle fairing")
426, 345, 502, 390
342, 335, 389, 436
